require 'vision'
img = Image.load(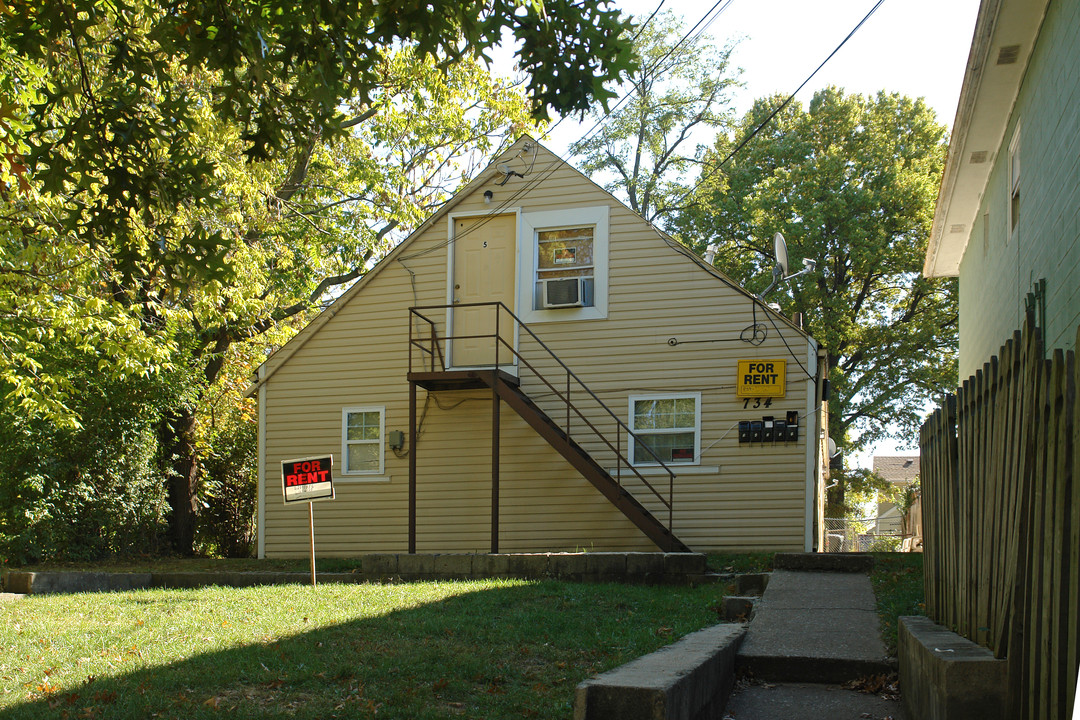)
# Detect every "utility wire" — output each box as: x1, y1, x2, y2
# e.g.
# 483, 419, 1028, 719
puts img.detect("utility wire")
397, 0, 884, 265
669, 0, 887, 212
398, 0, 737, 263
630, 0, 668, 43
535, 0, 669, 151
